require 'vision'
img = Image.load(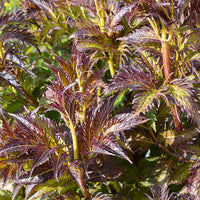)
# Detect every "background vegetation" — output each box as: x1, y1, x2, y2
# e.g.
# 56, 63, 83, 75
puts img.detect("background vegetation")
0, 0, 199, 199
